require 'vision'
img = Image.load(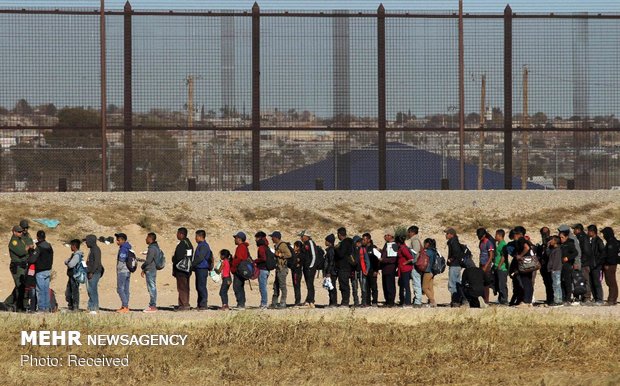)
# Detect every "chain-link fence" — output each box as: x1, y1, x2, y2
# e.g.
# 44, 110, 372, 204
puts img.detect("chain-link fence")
1, 4, 619, 191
